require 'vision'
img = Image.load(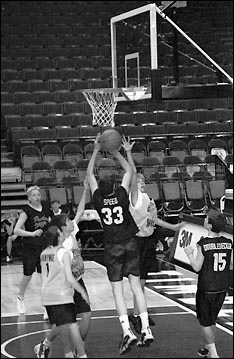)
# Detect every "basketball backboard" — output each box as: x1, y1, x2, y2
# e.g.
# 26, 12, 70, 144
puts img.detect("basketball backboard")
110, 2, 233, 102
111, 3, 161, 102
